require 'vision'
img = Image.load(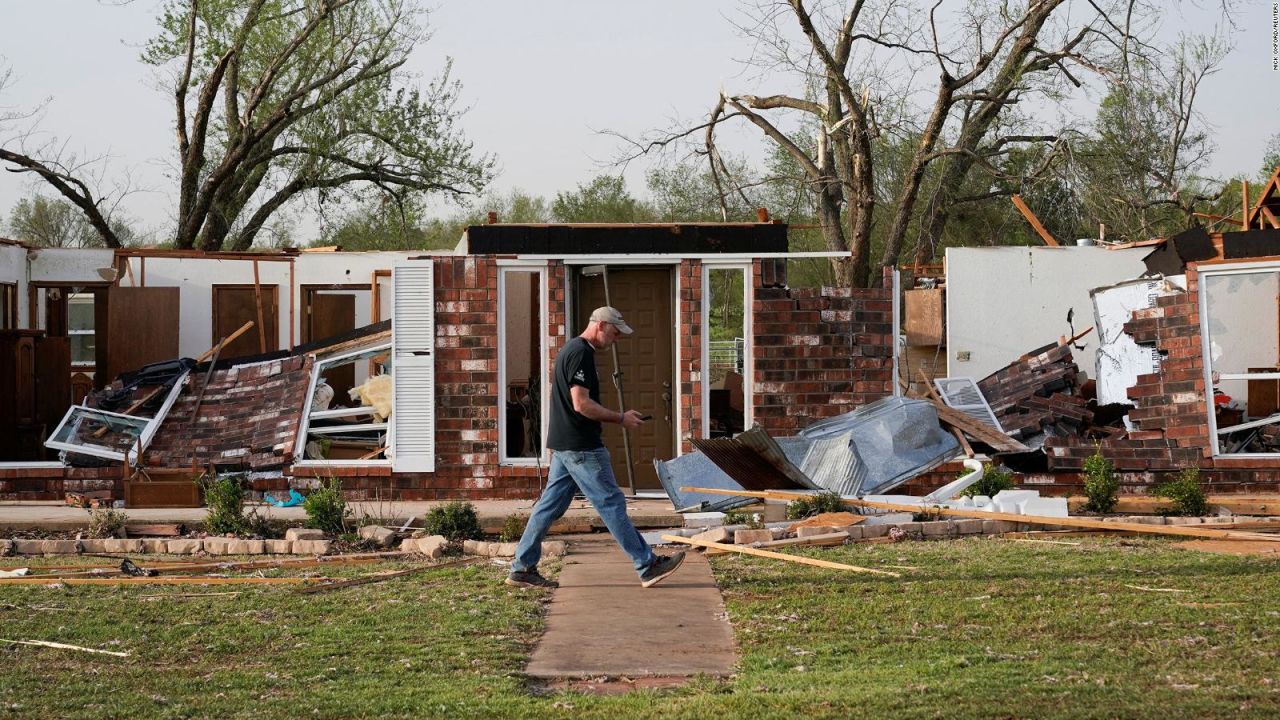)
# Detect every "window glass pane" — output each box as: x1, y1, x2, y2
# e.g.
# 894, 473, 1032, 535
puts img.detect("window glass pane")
68, 293, 95, 332
502, 271, 542, 459
70, 334, 96, 365
49, 407, 147, 457
708, 268, 746, 438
